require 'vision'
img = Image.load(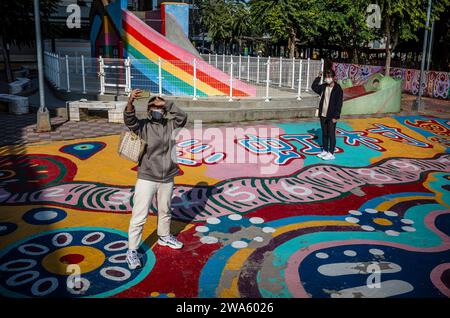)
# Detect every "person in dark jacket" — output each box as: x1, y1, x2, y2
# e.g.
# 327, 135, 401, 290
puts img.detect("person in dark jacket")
311, 69, 343, 160
124, 89, 188, 270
